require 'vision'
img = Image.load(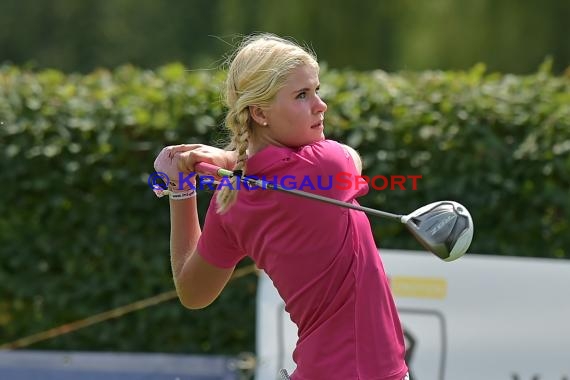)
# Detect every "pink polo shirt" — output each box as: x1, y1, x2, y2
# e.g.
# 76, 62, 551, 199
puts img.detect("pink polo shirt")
197, 140, 408, 380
